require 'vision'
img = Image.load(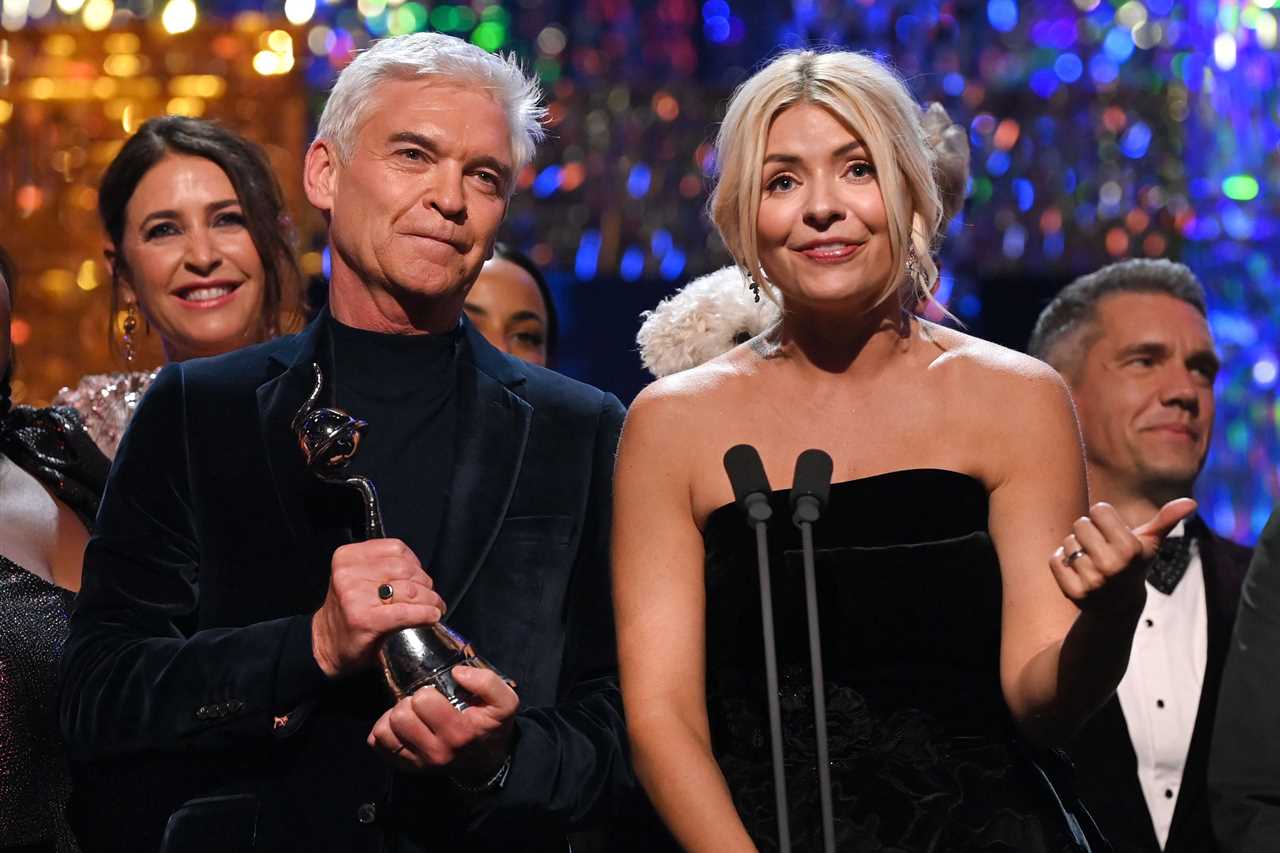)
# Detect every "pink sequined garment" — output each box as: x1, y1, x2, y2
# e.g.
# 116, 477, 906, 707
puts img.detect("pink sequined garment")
53, 370, 159, 459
